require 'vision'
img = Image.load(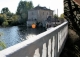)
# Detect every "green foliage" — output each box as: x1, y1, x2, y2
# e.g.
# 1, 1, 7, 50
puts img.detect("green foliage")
0, 7, 20, 26
60, 13, 64, 19
0, 41, 6, 50
0, 1, 34, 26
54, 14, 58, 18
0, 14, 7, 25
59, 13, 65, 22
1, 7, 10, 14
1, 7, 13, 18
28, 1, 34, 9
0, 33, 6, 50
2, 21, 9, 27
16, 1, 34, 24
10, 15, 19, 25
